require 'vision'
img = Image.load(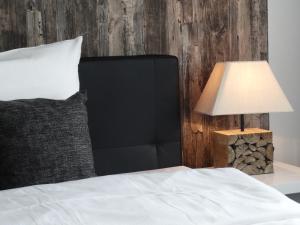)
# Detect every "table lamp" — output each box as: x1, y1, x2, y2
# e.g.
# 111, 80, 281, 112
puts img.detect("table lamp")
194, 61, 293, 175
